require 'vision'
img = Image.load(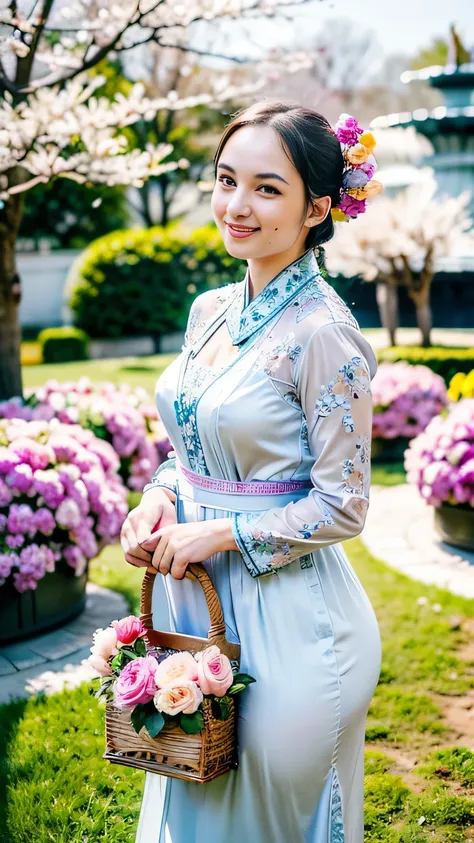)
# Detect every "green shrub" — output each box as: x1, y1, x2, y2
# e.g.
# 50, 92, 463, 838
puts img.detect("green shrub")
376, 347, 474, 386
38, 327, 90, 363
67, 223, 243, 341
